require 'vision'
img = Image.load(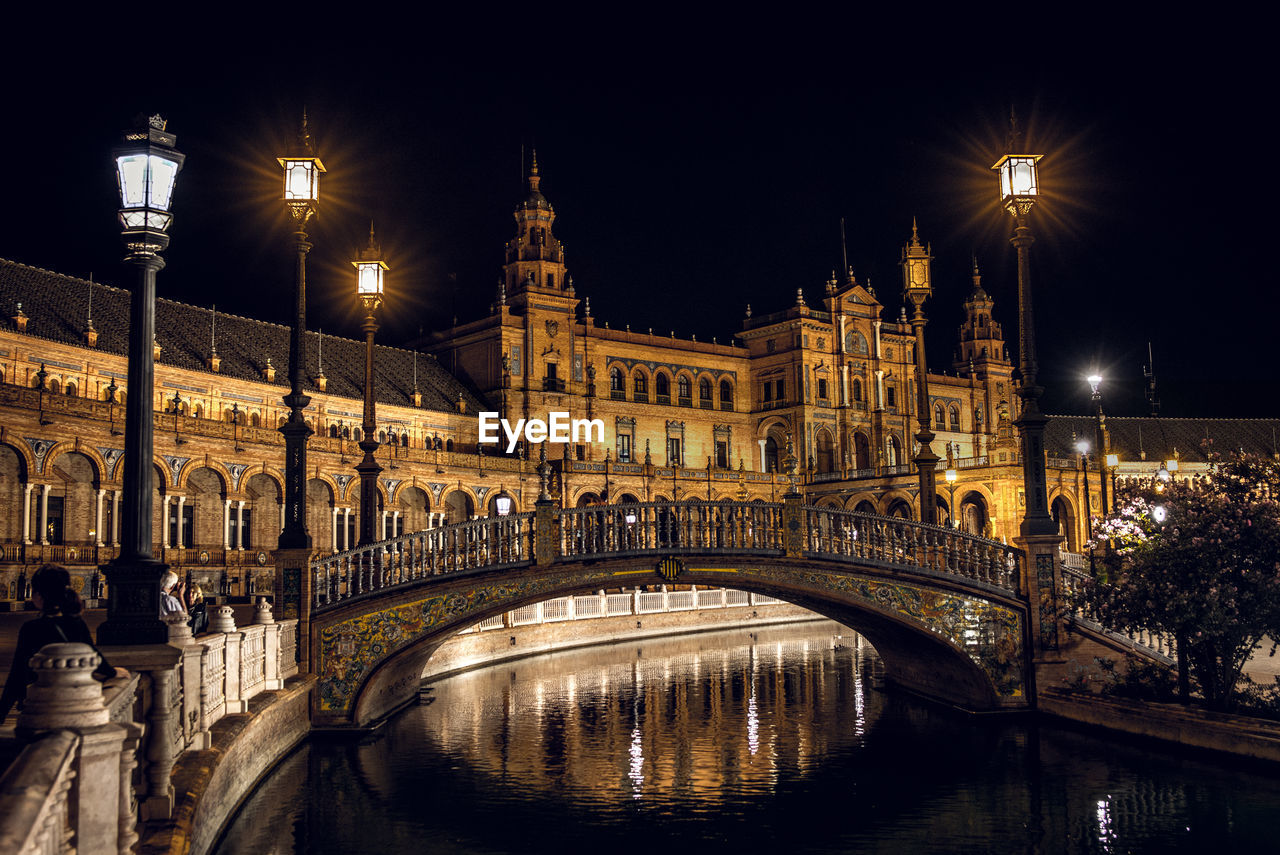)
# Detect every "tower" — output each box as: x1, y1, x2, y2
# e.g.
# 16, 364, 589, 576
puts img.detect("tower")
502, 150, 574, 313
954, 256, 1008, 372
